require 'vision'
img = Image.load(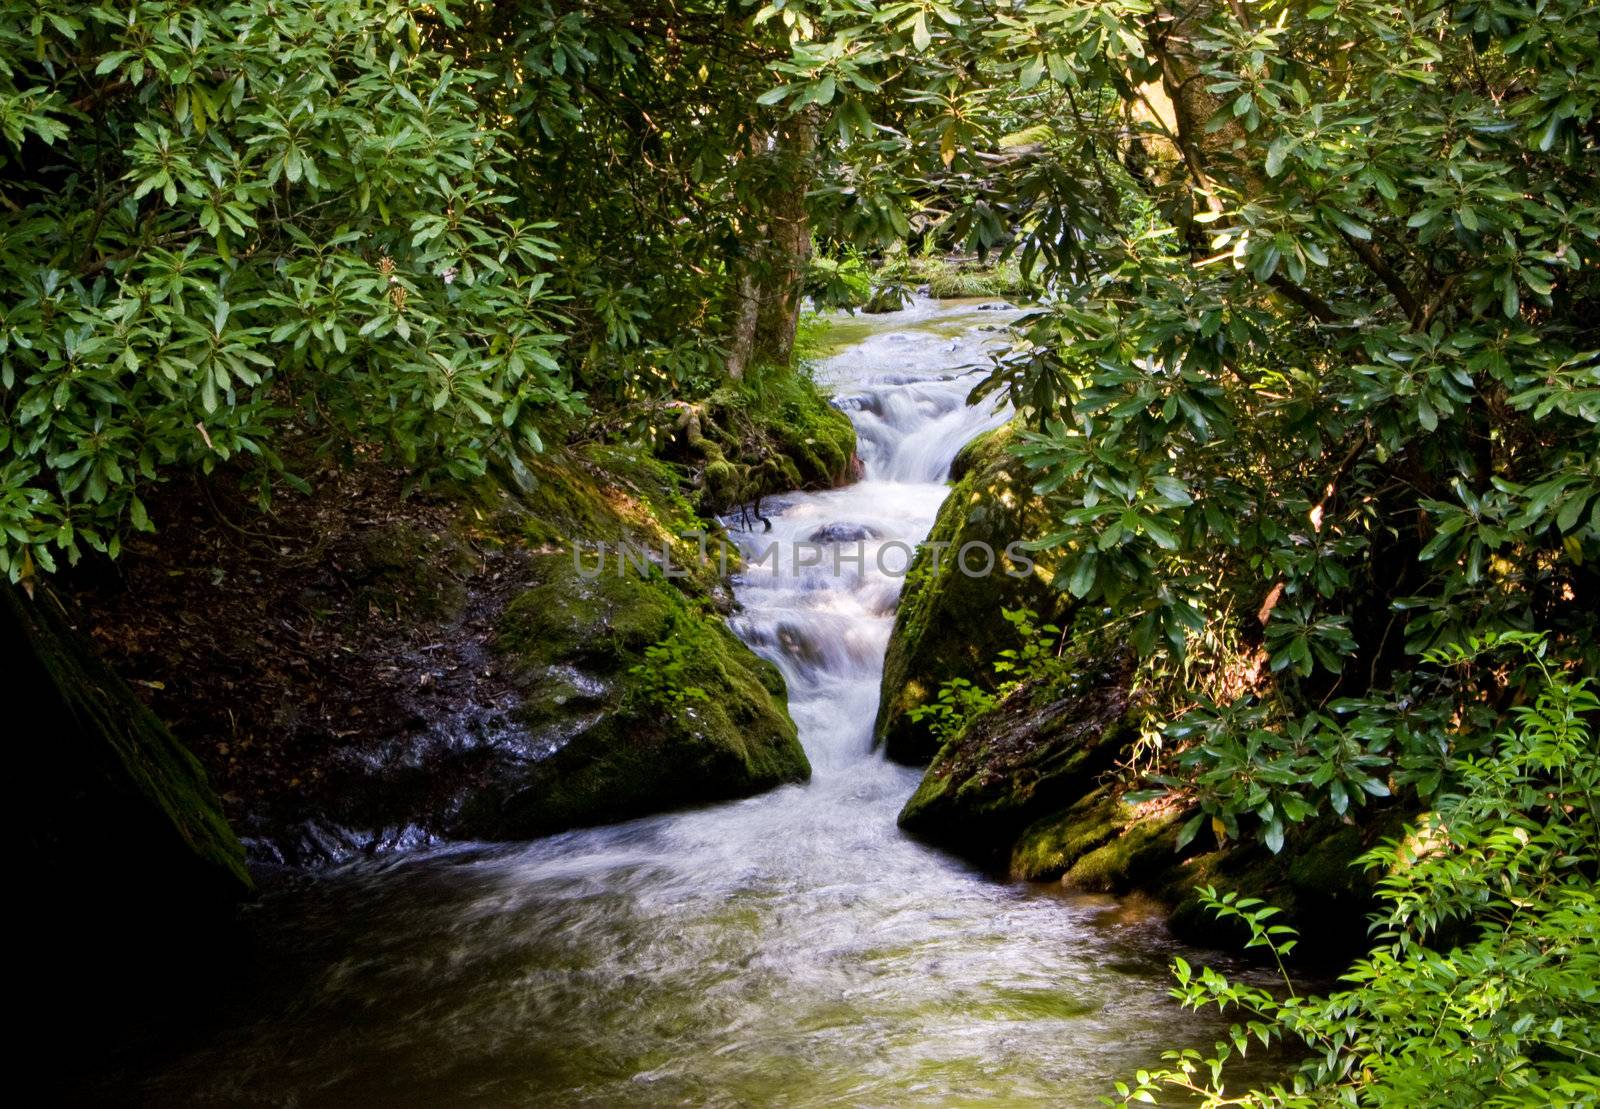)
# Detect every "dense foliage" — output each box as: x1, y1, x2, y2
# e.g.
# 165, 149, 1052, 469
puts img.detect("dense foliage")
0, 0, 816, 581
4, 0, 1598, 1096
443, 0, 811, 398
1116, 635, 1599, 1107
769, 0, 1599, 848
0, 0, 577, 578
